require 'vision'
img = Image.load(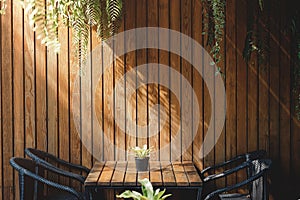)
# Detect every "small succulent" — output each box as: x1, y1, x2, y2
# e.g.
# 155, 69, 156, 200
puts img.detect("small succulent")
131, 145, 152, 159
116, 178, 171, 200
